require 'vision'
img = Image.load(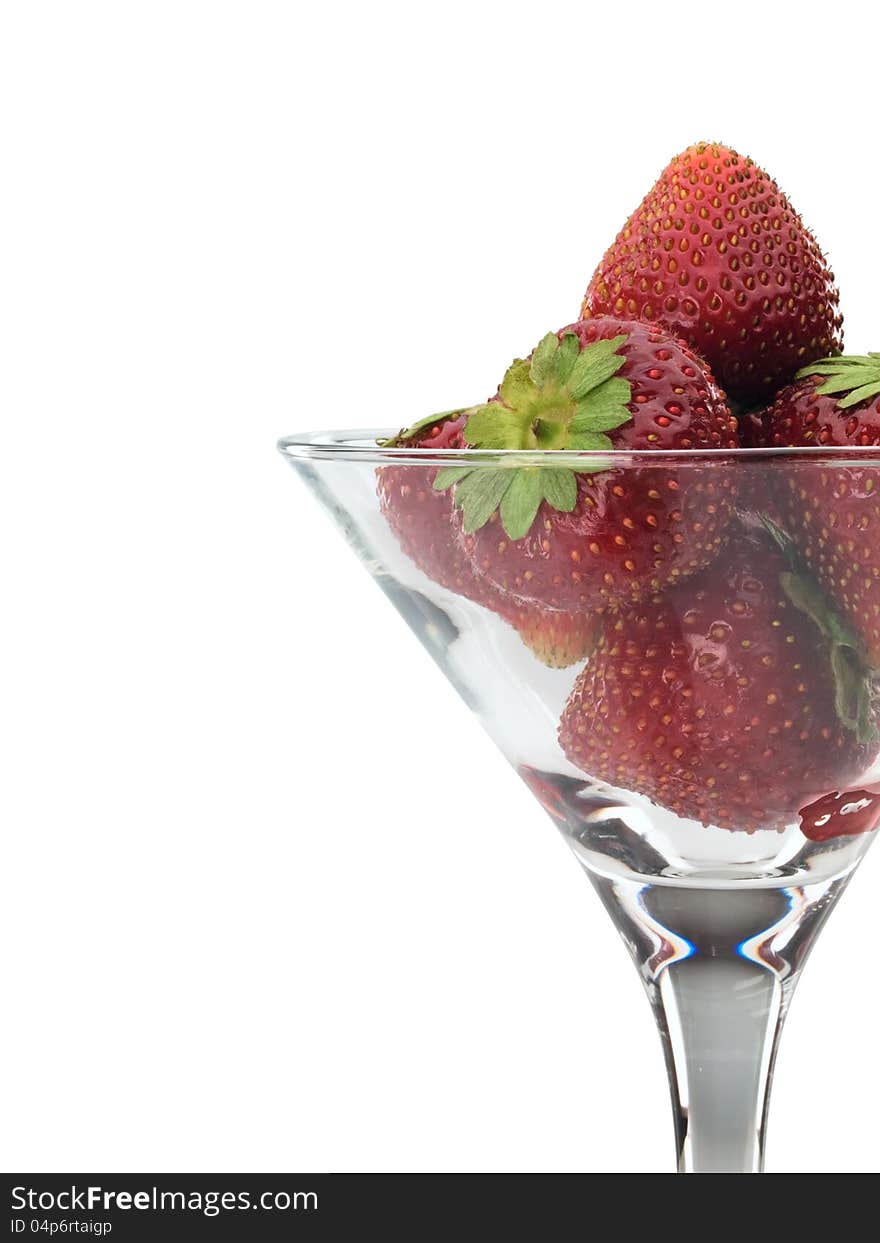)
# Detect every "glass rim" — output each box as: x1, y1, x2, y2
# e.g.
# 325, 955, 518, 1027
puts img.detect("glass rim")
277, 428, 880, 468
